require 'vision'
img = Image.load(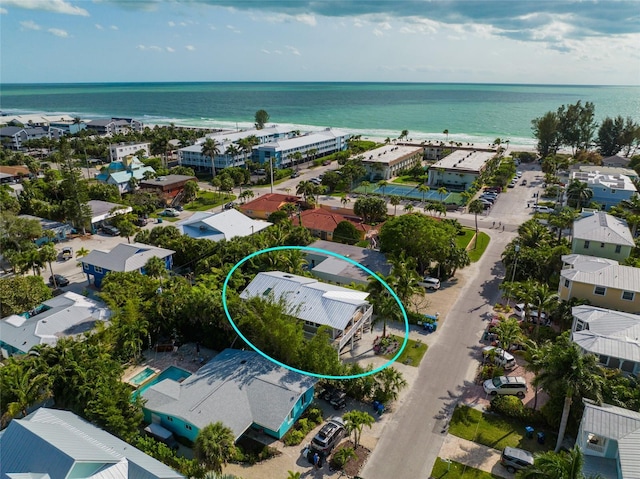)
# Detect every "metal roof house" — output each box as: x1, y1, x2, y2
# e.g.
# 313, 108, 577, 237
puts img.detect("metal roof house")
95, 156, 155, 194
306, 239, 391, 286
175, 209, 272, 241
88, 200, 133, 230
240, 271, 372, 352
140, 349, 316, 442
577, 400, 640, 479
18, 214, 74, 246
0, 408, 183, 479
0, 291, 110, 358
571, 305, 640, 376
559, 254, 640, 314
569, 170, 638, 211
81, 243, 174, 287
572, 212, 634, 261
